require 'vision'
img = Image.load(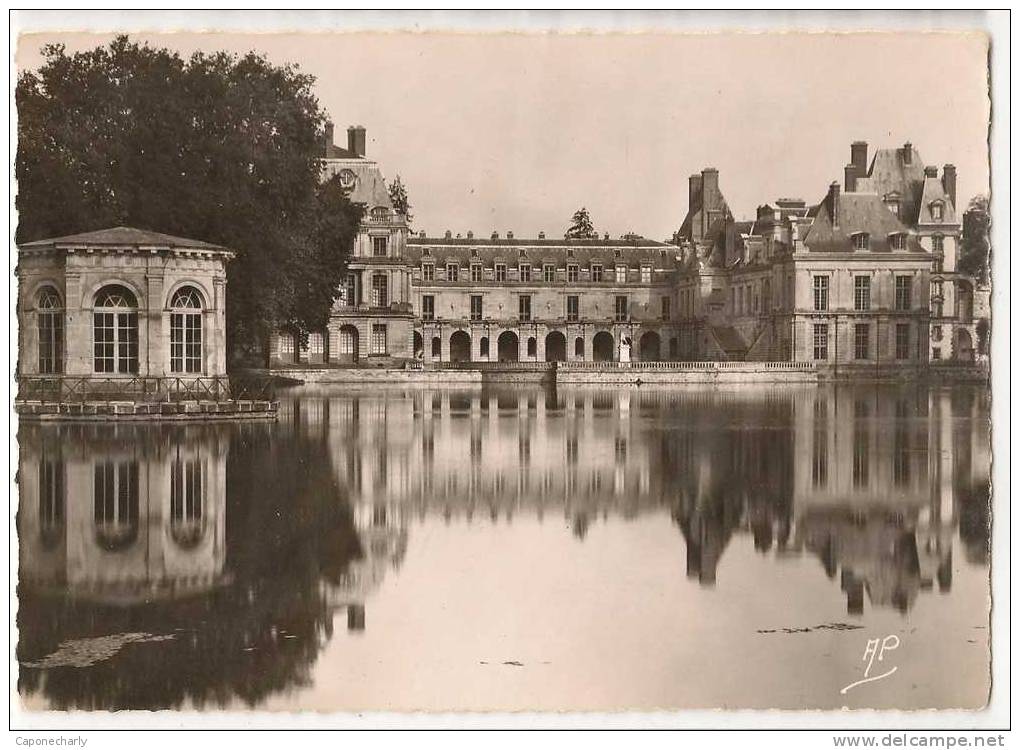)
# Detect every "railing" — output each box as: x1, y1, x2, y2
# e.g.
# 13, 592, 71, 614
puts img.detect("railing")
559, 360, 816, 371
17, 375, 277, 404
418, 360, 816, 372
